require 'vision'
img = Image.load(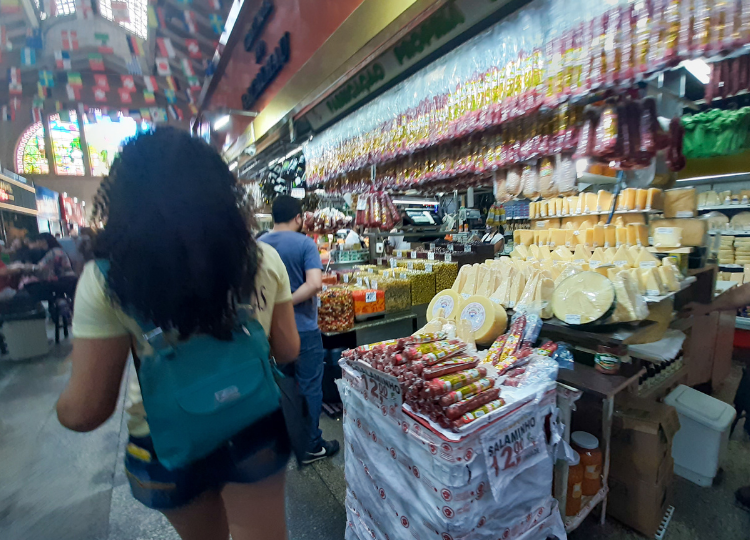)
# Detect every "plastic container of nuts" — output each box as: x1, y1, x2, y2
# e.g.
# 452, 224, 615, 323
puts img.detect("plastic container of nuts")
397, 269, 436, 305
377, 276, 412, 313
426, 261, 458, 291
